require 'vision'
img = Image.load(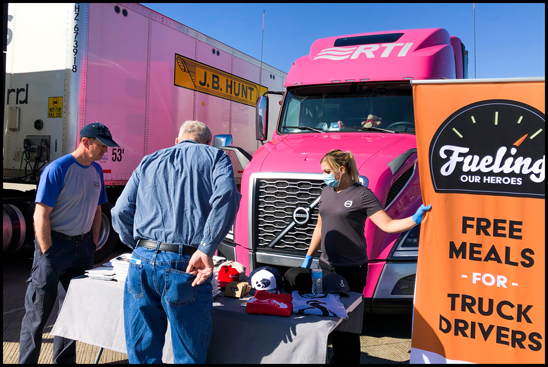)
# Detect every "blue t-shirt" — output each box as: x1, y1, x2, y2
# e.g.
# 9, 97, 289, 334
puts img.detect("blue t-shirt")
35, 154, 108, 236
